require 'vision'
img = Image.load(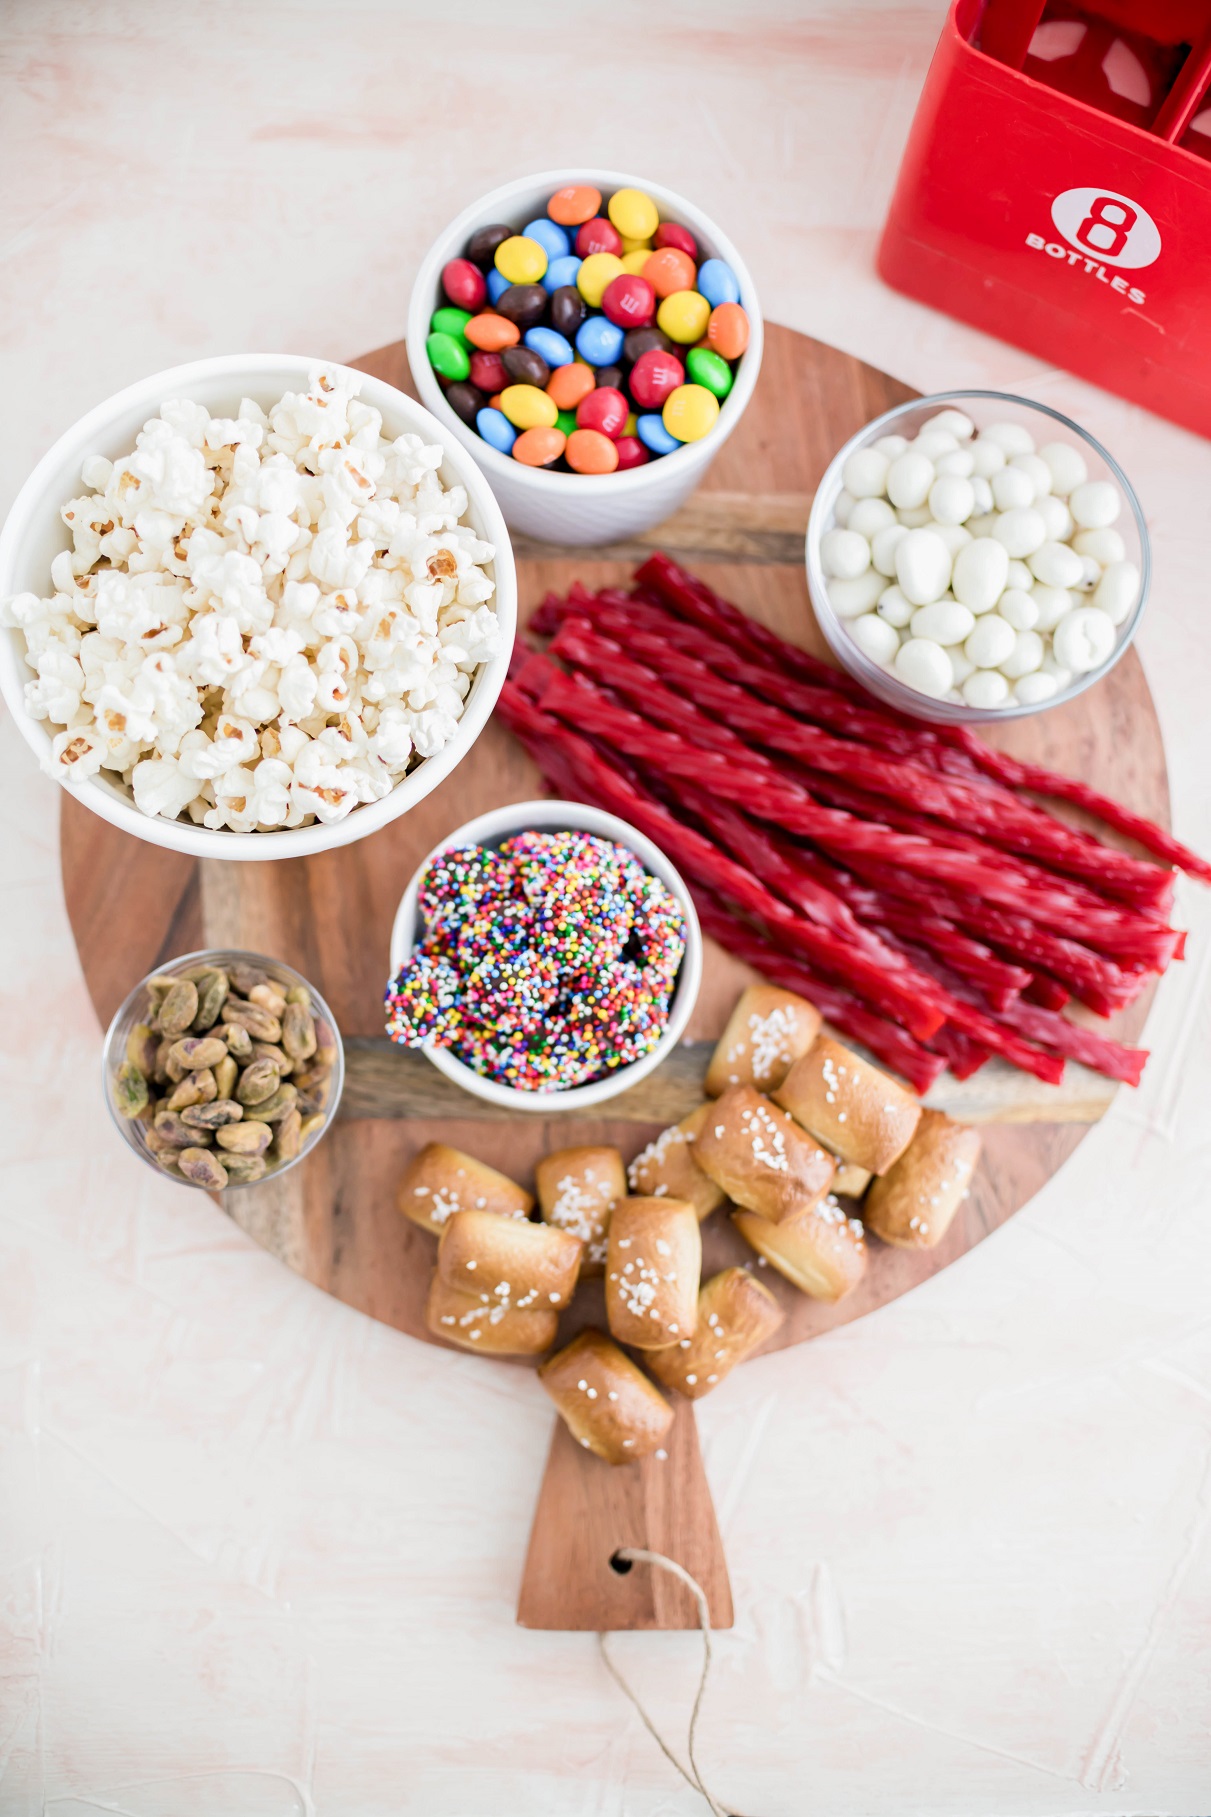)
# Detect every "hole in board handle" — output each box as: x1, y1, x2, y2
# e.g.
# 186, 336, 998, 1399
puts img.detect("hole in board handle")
609, 1549, 634, 1575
